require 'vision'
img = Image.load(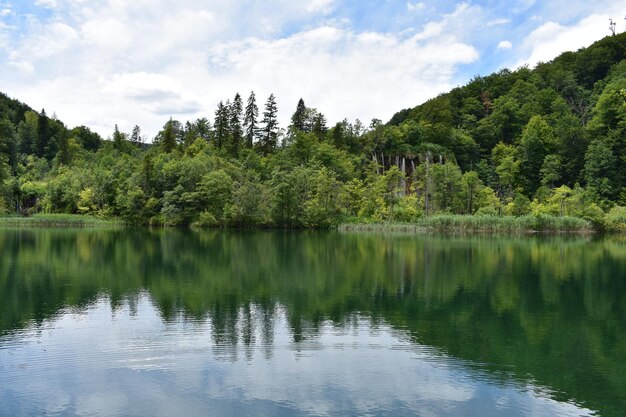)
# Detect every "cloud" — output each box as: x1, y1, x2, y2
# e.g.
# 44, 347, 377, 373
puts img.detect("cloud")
487, 18, 511, 26
516, 9, 624, 67
497, 40, 513, 49
202, 25, 477, 127
306, 0, 335, 14
34, 0, 57, 9
407, 2, 426, 12
3, 0, 619, 139
0, 0, 480, 137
